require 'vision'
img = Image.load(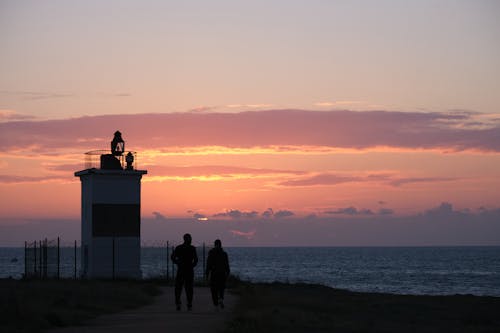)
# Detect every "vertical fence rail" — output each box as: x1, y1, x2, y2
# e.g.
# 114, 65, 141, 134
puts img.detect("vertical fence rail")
34, 241, 37, 277
39, 240, 42, 278
171, 245, 175, 281
203, 242, 206, 280
23, 238, 214, 280
167, 241, 170, 281
74, 240, 77, 279
57, 237, 60, 279
24, 241, 27, 278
